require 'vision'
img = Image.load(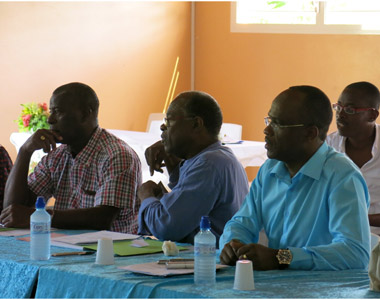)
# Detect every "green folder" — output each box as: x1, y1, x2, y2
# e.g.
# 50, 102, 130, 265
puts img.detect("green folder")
0, 228, 17, 232
82, 239, 188, 256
